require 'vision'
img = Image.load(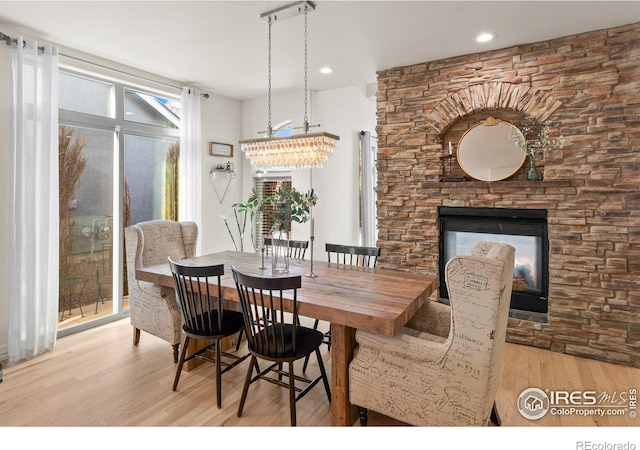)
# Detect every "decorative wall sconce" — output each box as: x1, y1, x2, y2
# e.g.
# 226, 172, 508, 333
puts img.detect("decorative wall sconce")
209, 162, 236, 203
